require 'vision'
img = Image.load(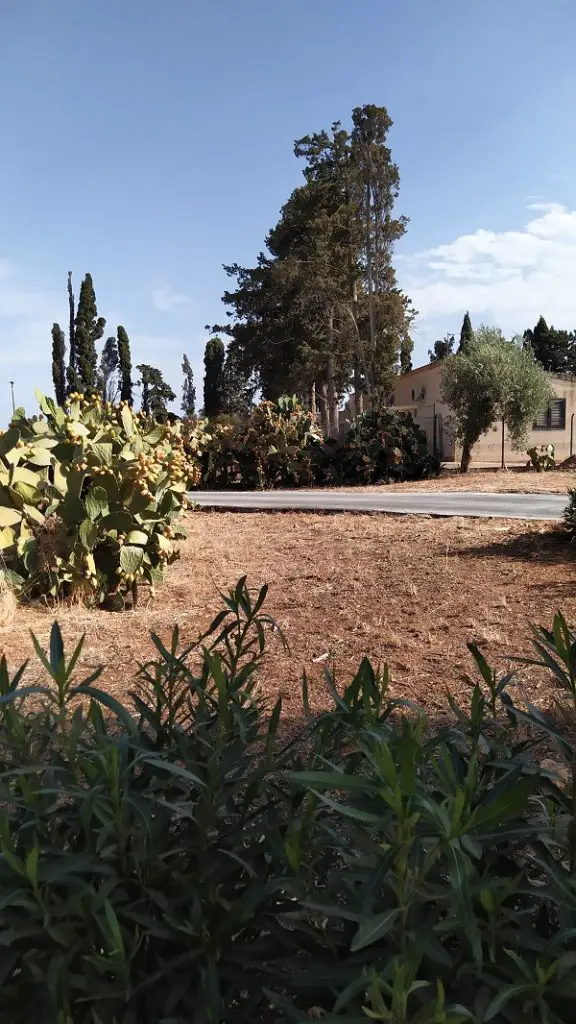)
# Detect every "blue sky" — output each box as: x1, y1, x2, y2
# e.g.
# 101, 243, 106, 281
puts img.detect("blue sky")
1, 0, 576, 419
